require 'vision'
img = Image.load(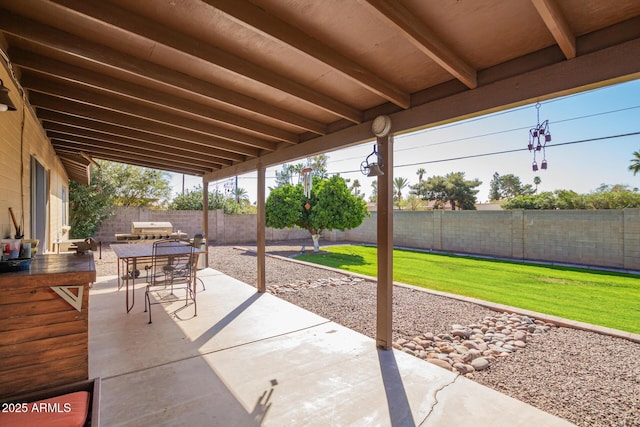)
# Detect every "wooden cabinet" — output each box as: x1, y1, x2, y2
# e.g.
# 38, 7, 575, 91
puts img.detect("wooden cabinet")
0, 254, 96, 399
